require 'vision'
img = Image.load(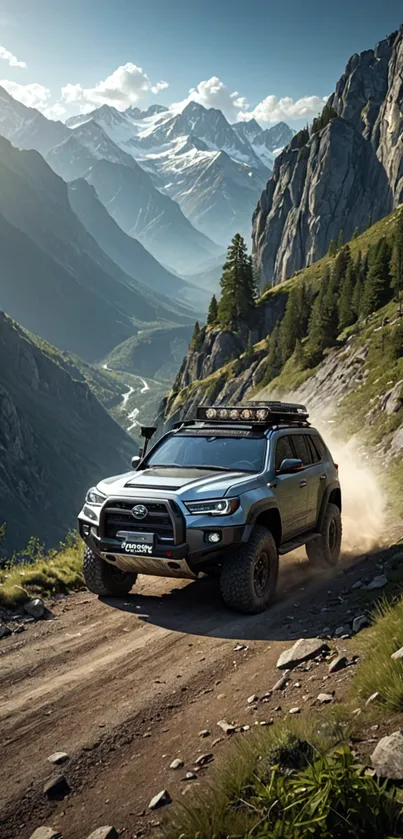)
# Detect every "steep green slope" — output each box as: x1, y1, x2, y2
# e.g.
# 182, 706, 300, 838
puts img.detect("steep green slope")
0, 312, 135, 553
